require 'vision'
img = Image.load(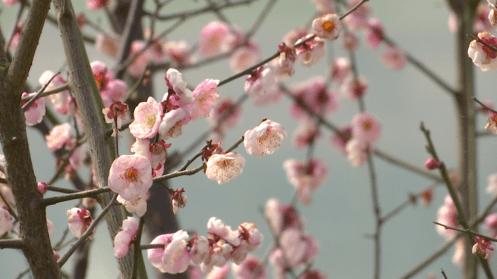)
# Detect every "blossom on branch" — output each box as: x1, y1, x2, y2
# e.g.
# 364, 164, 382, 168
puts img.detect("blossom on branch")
22, 92, 45, 126
205, 152, 245, 184
114, 217, 139, 258
147, 230, 191, 273
129, 97, 162, 139
312, 13, 342, 41
67, 208, 94, 239
468, 31, 497, 71
108, 155, 153, 201
295, 35, 326, 67
244, 119, 287, 157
